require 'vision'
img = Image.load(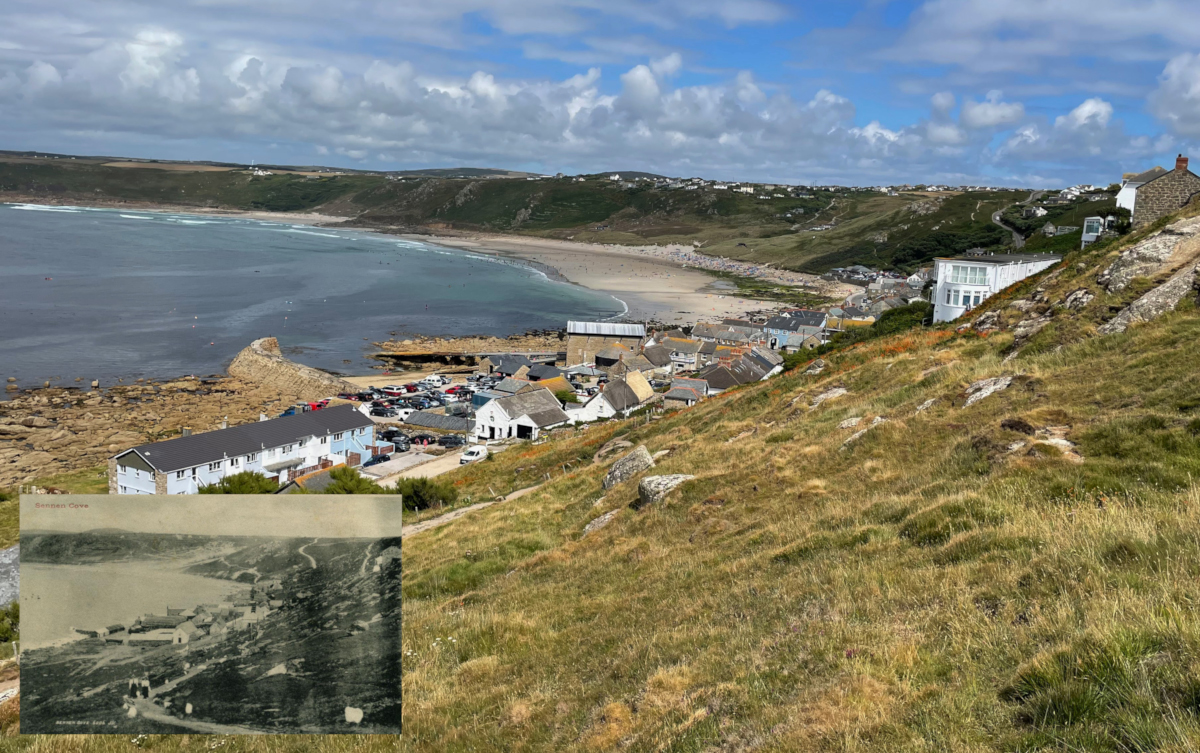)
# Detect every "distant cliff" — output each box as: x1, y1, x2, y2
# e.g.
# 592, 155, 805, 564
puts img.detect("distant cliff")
228, 337, 356, 397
